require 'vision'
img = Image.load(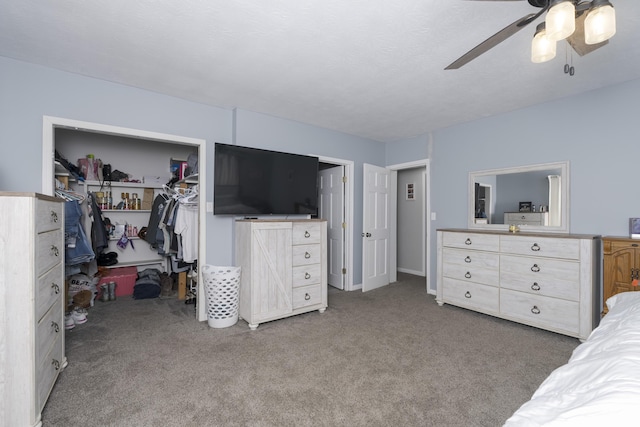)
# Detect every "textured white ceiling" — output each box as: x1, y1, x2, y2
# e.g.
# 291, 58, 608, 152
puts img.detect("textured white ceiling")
1, 0, 639, 142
